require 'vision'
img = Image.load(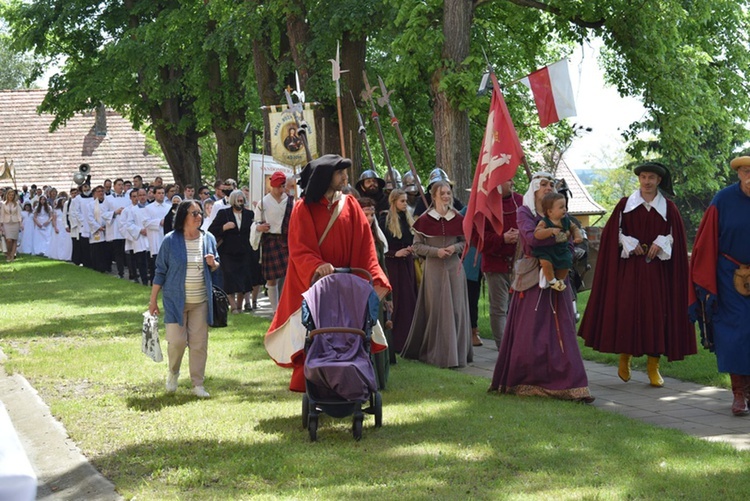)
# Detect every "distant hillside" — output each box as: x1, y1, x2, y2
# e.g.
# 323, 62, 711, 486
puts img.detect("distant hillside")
575, 169, 607, 186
